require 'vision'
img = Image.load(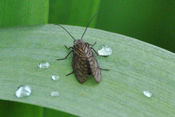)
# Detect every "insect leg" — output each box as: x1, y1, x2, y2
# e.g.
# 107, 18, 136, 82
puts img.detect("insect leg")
64, 45, 73, 50
99, 67, 110, 71
91, 47, 103, 56
56, 50, 73, 60
90, 42, 96, 47
66, 71, 74, 76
